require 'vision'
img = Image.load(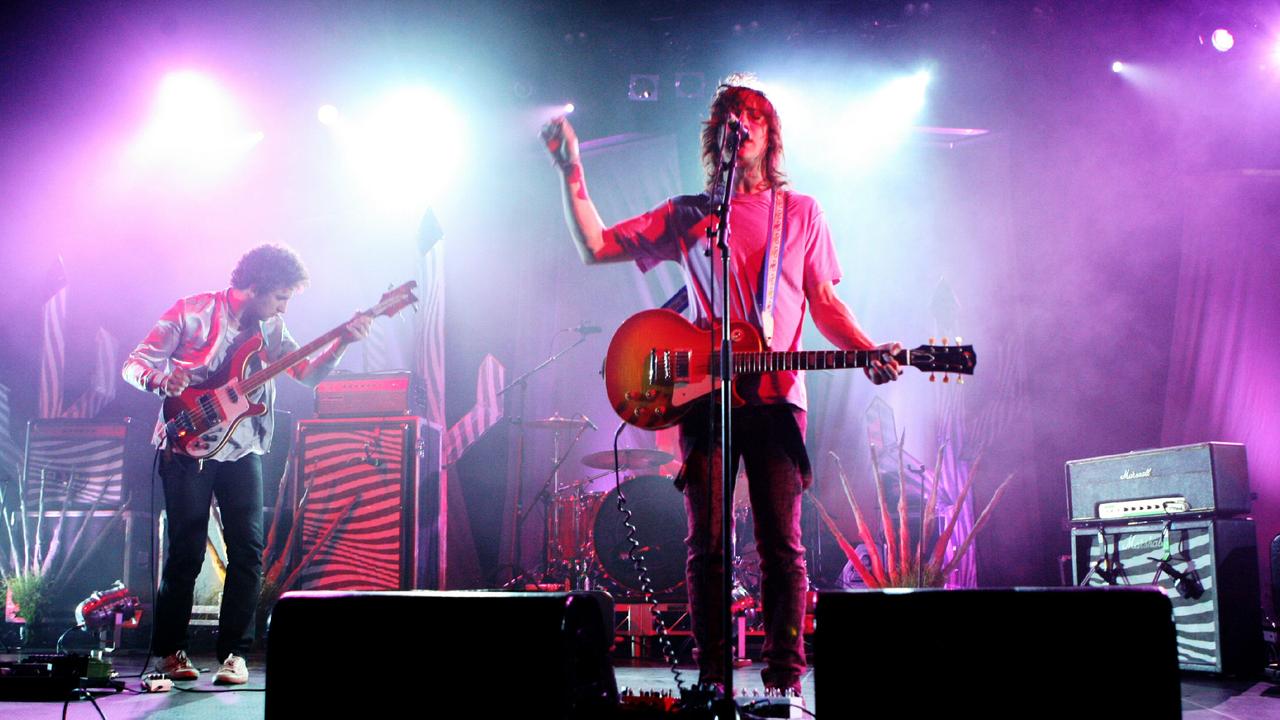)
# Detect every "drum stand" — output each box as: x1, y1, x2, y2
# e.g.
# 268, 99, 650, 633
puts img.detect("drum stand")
505, 413, 595, 589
